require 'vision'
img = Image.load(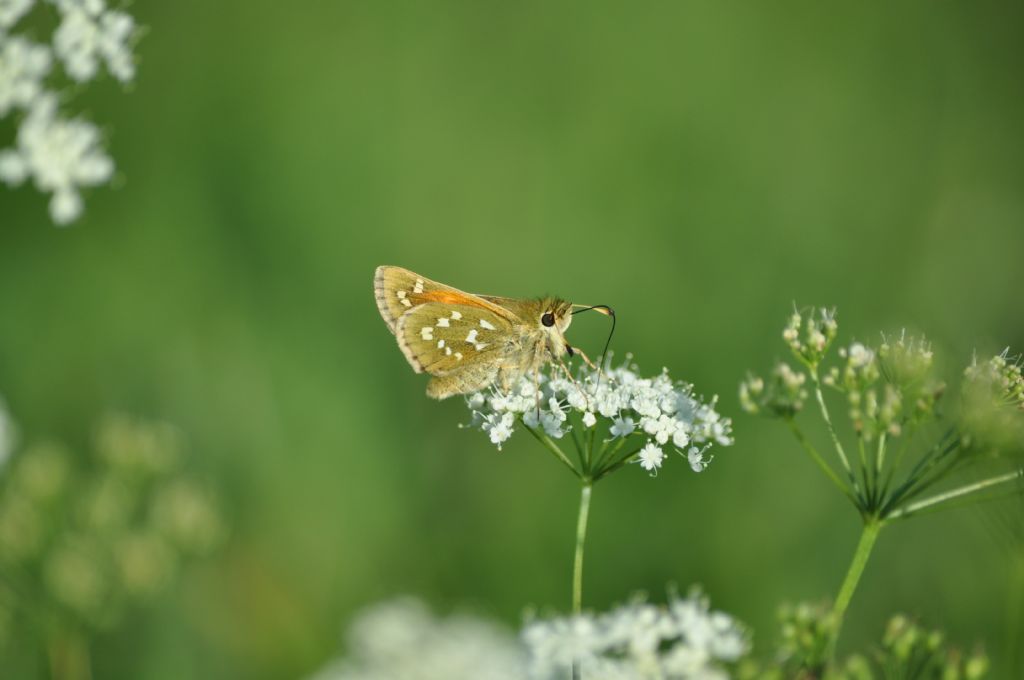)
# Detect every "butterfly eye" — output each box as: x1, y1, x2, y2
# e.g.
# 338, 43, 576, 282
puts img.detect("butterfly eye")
541, 312, 555, 327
